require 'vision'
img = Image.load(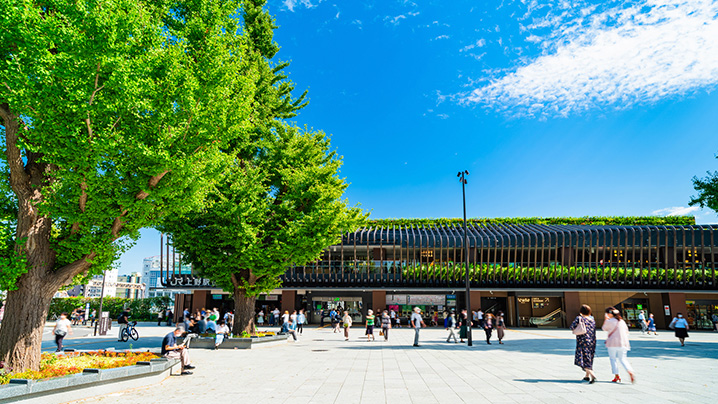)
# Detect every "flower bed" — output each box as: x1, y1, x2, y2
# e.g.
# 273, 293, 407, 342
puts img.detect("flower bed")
0, 351, 159, 385
198, 331, 277, 338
